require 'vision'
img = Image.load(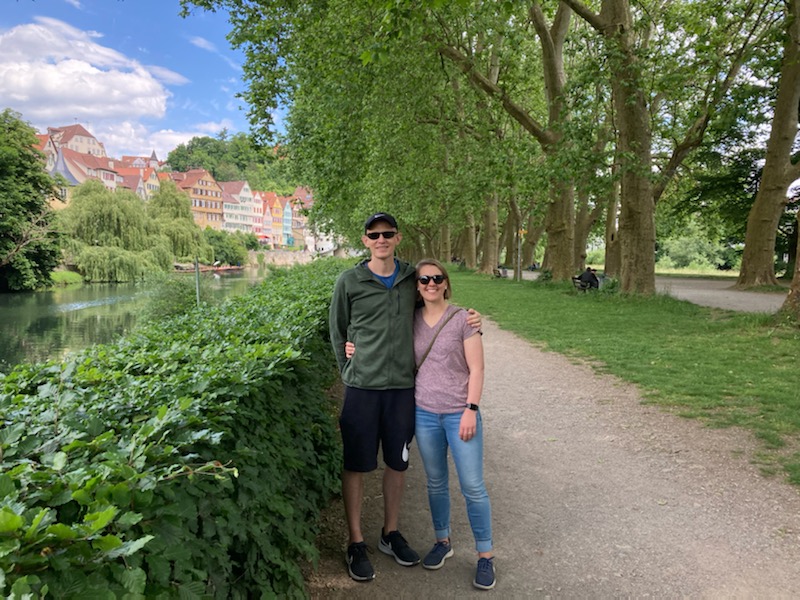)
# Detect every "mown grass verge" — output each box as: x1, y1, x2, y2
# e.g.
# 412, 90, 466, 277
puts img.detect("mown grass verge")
449, 271, 800, 484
